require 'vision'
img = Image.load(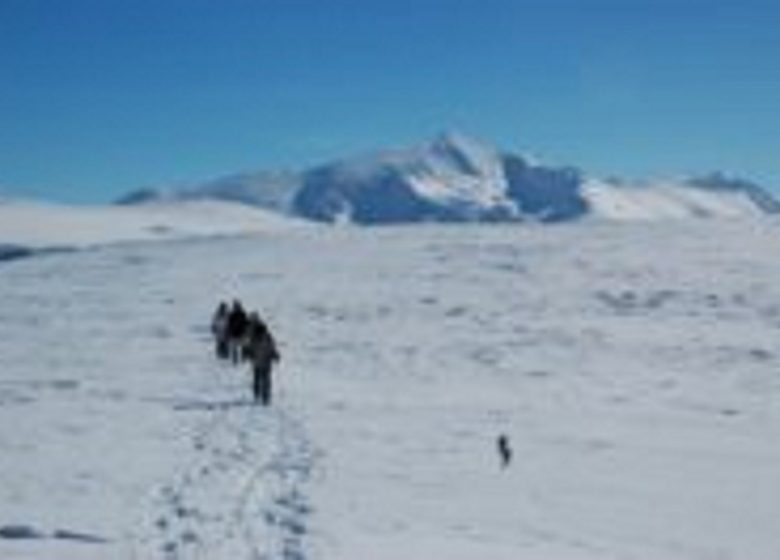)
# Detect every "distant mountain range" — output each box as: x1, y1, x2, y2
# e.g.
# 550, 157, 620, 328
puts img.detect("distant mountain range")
117, 132, 780, 224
